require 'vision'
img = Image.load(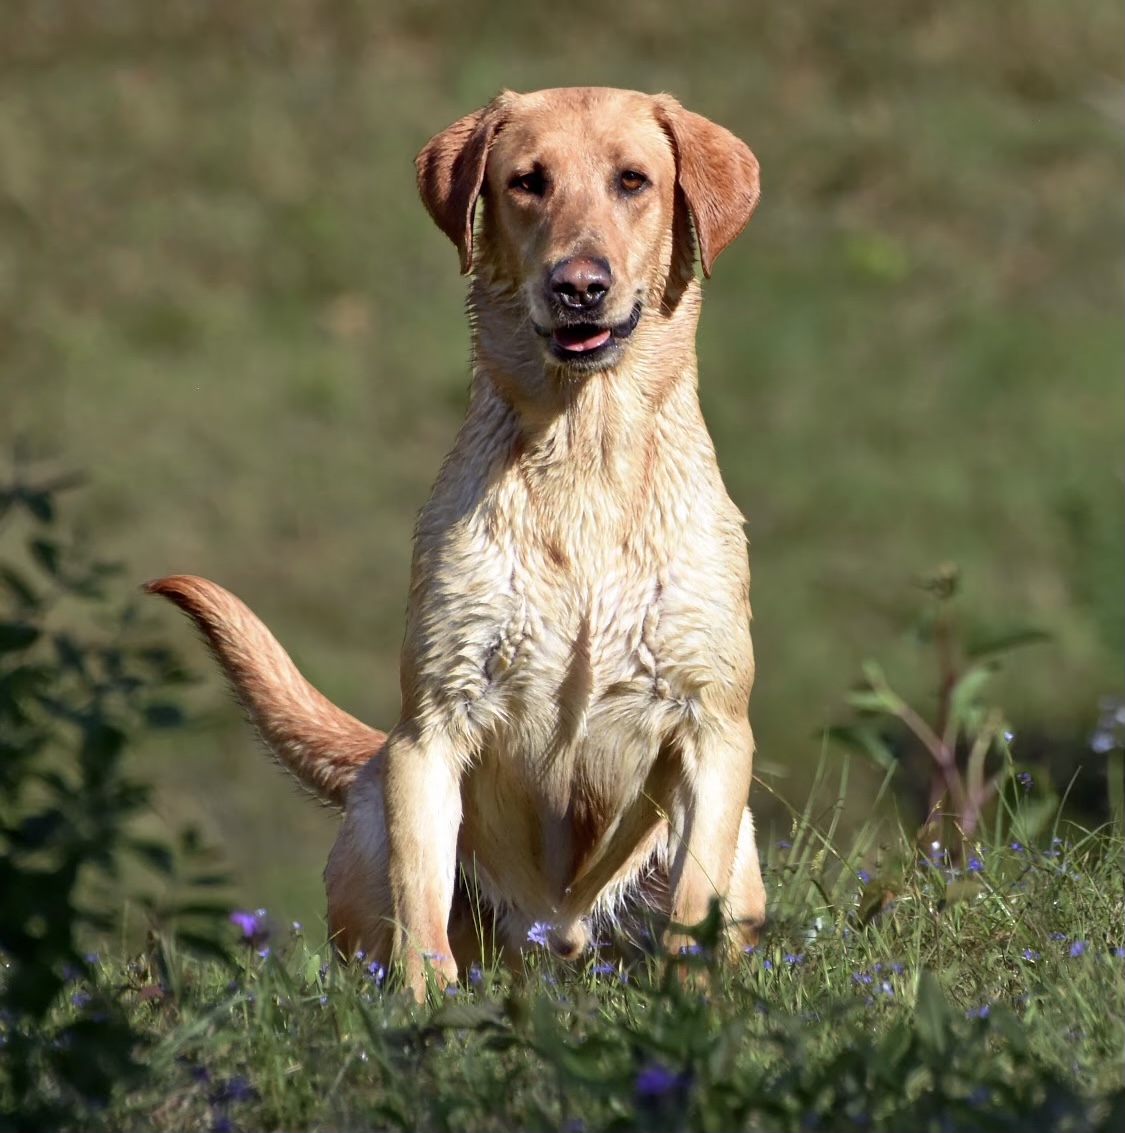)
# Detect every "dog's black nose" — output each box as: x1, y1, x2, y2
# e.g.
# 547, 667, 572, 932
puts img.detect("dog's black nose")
549, 257, 611, 311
